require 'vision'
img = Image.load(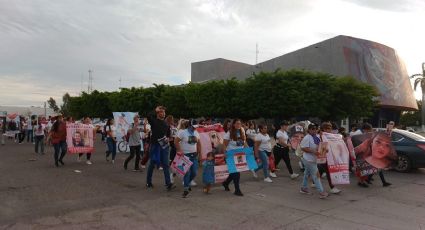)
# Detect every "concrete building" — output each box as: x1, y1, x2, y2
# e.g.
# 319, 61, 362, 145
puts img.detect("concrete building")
191, 35, 417, 127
